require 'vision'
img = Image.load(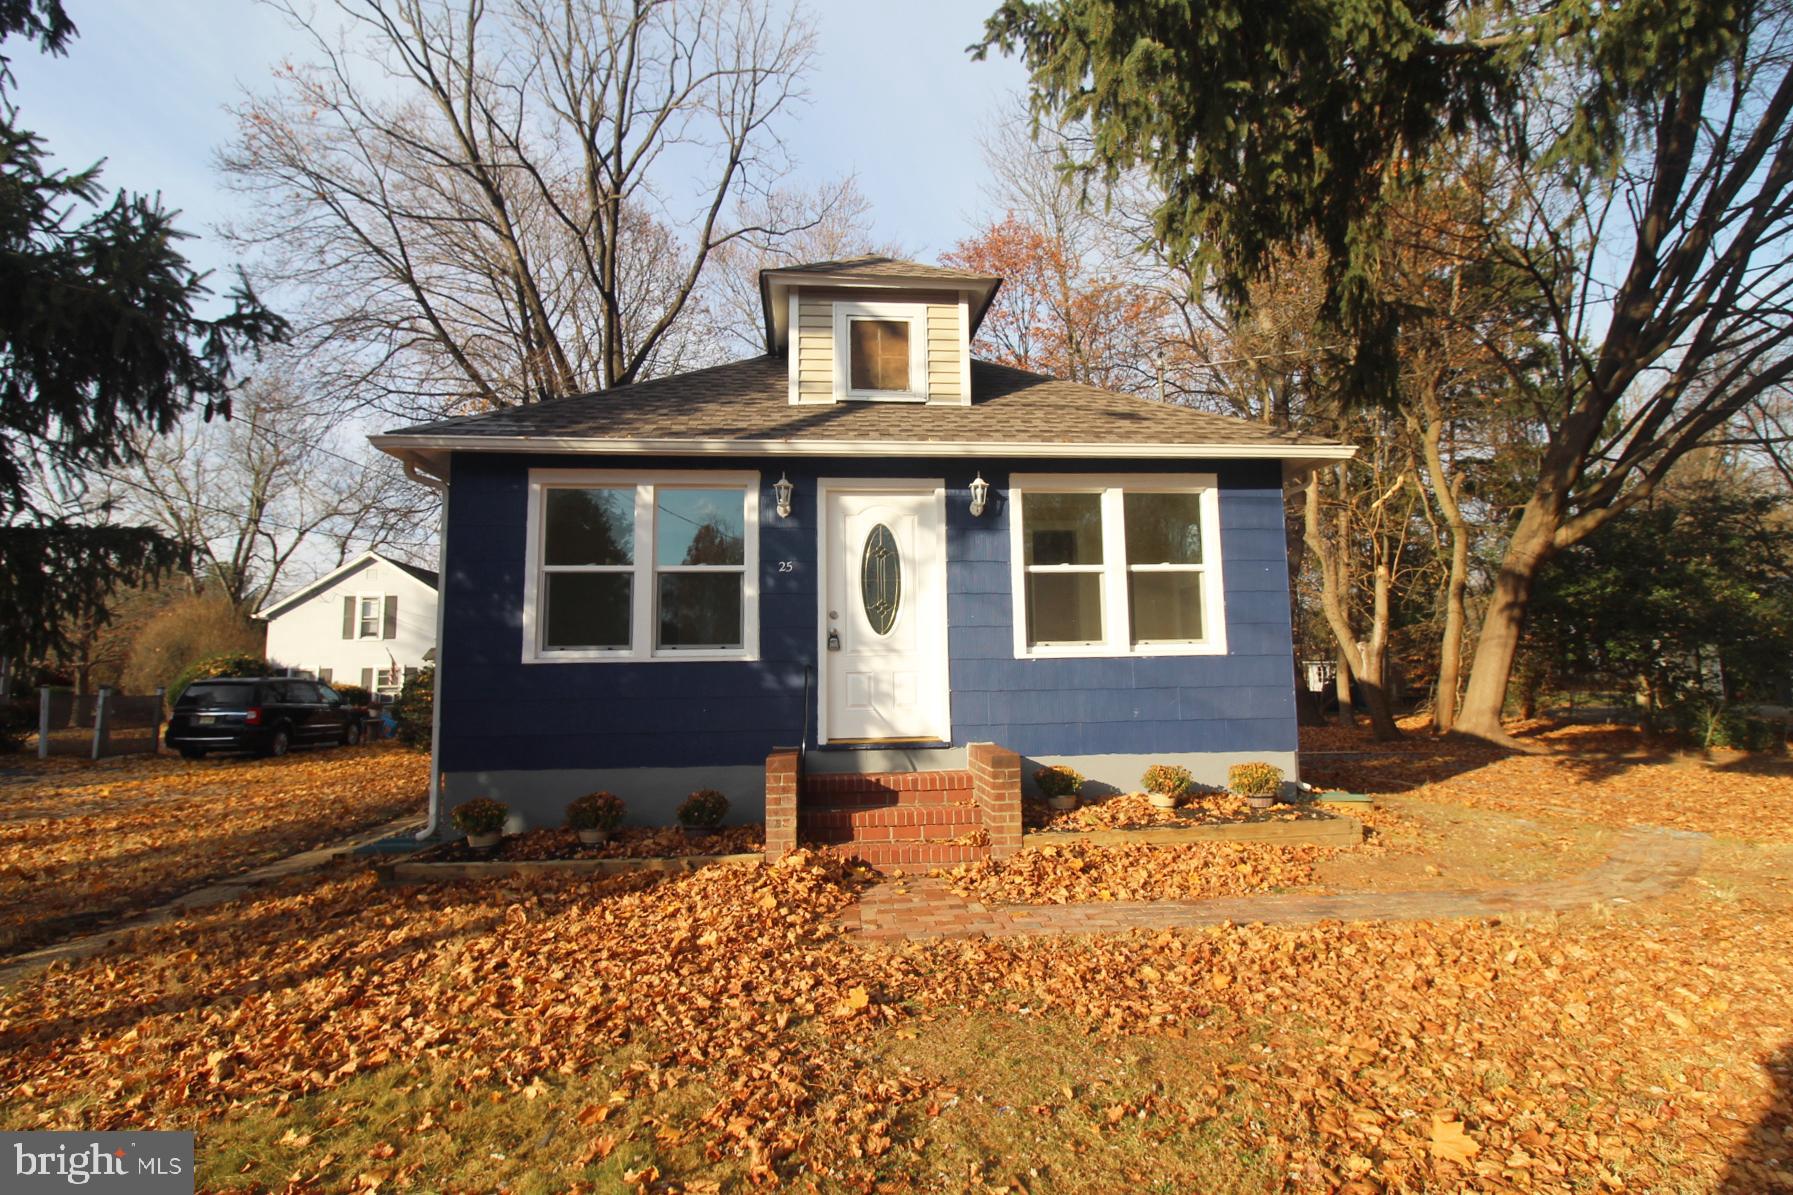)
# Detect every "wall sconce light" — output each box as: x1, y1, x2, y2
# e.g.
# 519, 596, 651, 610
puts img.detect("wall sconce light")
773, 472, 794, 519
969, 472, 990, 518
